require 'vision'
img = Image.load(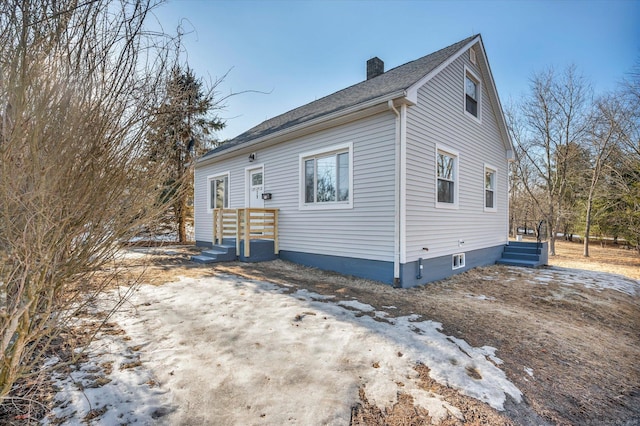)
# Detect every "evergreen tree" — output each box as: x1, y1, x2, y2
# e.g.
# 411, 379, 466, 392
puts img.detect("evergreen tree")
147, 66, 225, 242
